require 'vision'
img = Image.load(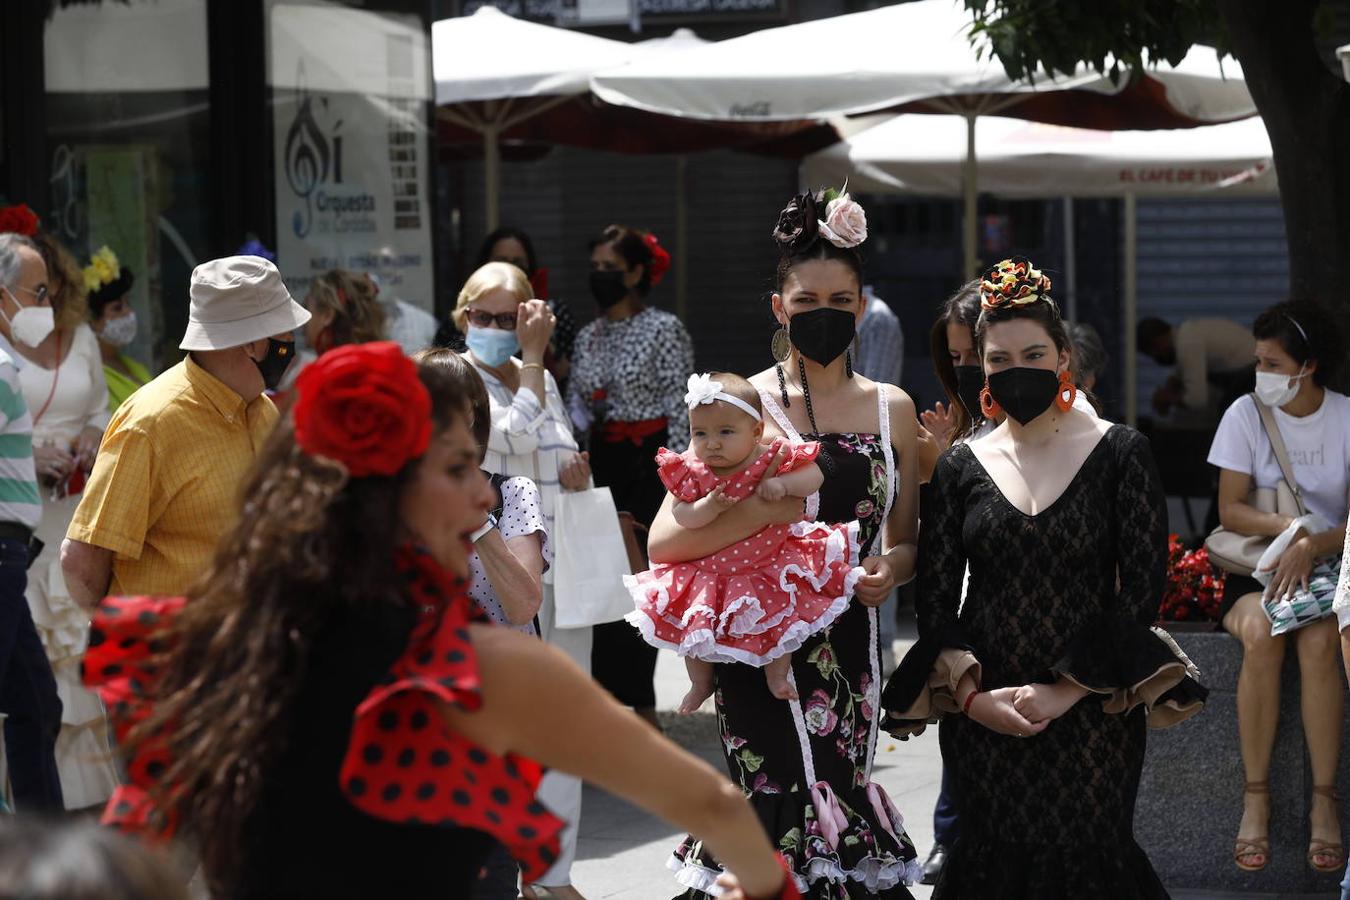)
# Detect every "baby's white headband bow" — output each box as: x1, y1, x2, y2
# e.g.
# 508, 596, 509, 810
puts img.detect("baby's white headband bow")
684, 374, 761, 421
